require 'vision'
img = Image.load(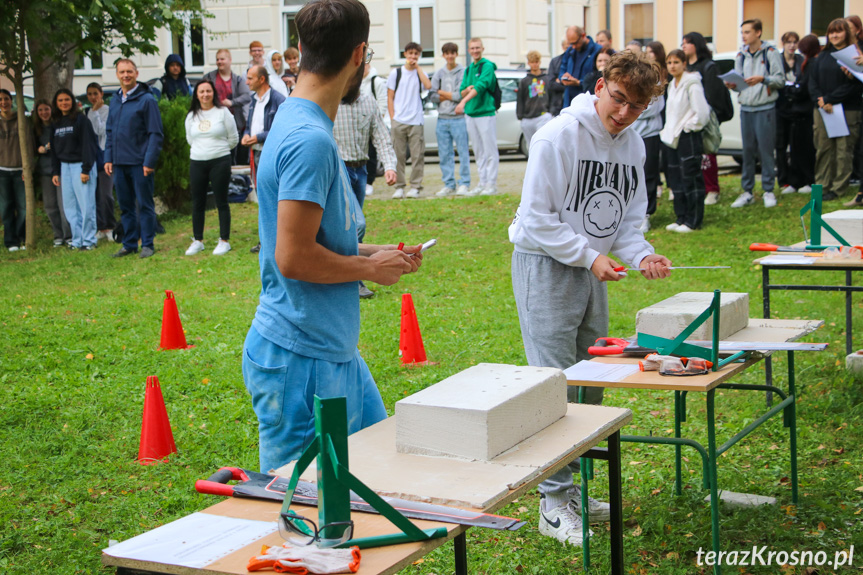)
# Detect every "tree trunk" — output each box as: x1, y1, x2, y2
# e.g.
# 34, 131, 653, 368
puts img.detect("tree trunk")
28, 37, 75, 103
12, 70, 37, 251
